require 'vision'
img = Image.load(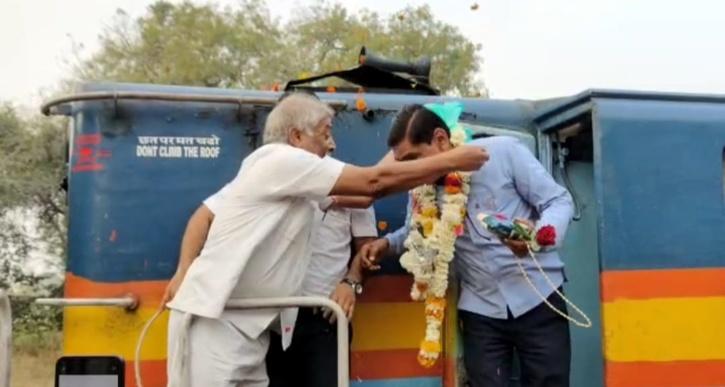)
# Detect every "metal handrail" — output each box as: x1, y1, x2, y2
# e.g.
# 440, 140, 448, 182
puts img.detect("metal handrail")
35, 296, 138, 310
224, 296, 350, 387
41, 91, 349, 116
22, 295, 350, 387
